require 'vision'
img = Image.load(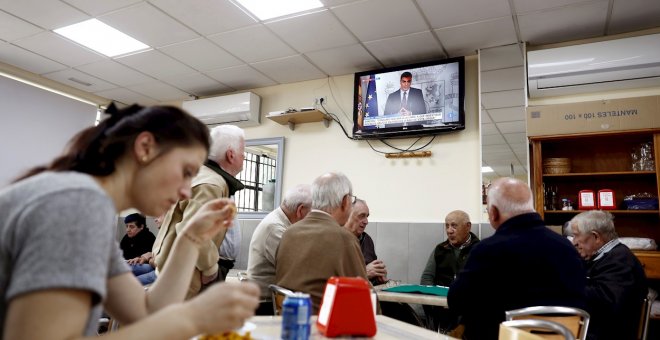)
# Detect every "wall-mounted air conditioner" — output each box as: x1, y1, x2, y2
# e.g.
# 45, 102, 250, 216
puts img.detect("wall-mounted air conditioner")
527, 33, 660, 98
182, 92, 261, 127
